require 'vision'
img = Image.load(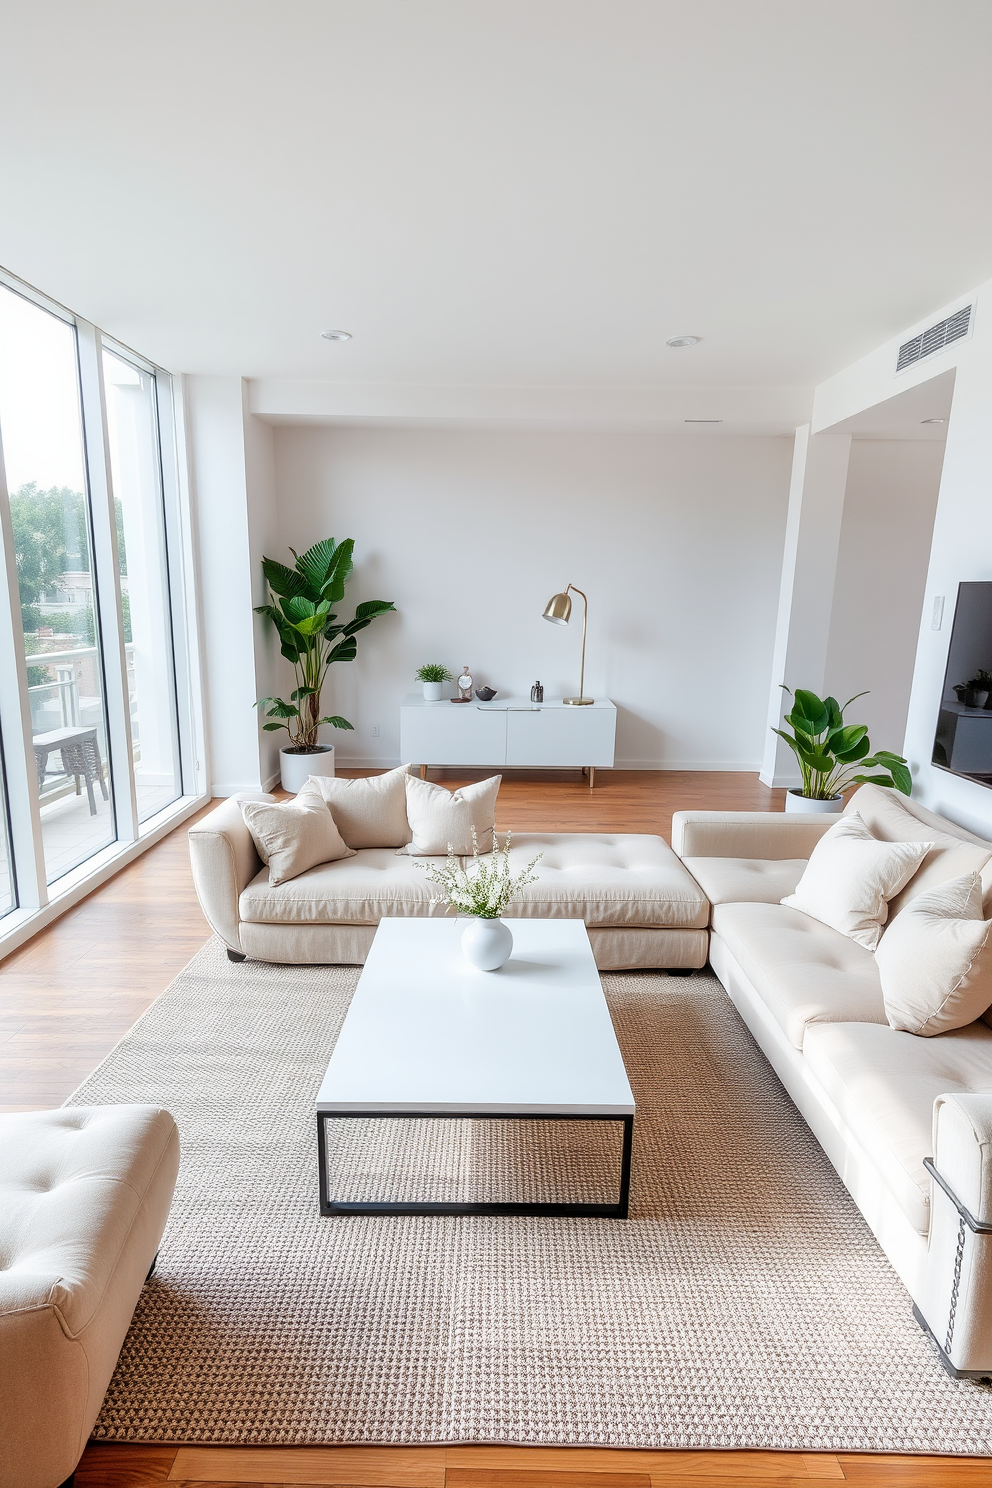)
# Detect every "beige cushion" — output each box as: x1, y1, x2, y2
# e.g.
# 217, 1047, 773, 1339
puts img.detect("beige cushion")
845, 782, 992, 917
241, 786, 354, 885
240, 848, 446, 924
0, 1106, 179, 1488
878, 873, 992, 1036
803, 1019, 992, 1234
781, 812, 931, 951
711, 901, 886, 1048
240, 832, 709, 930
401, 774, 501, 855
682, 856, 808, 908
308, 764, 413, 849
500, 833, 709, 928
